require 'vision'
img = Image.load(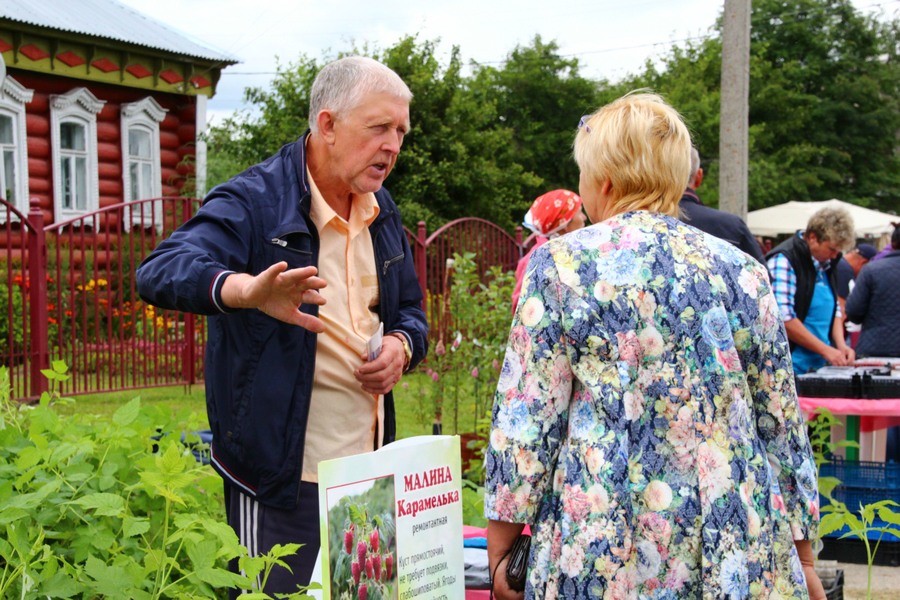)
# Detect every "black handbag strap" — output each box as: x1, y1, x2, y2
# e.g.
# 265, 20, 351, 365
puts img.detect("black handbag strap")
489, 546, 514, 600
